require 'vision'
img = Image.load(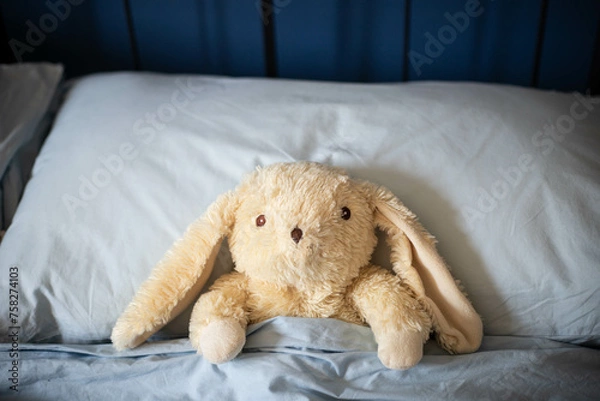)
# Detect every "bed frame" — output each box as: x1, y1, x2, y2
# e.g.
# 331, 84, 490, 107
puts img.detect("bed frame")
0, 0, 599, 93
